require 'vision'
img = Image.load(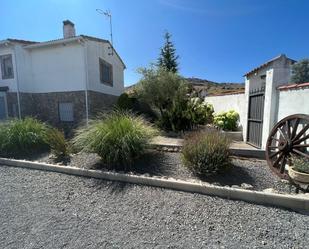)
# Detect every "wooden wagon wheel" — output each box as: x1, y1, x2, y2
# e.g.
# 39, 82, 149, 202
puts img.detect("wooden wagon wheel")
266, 114, 309, 179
